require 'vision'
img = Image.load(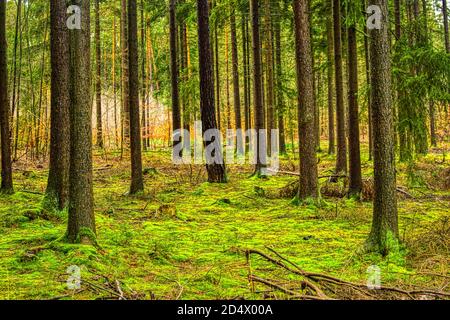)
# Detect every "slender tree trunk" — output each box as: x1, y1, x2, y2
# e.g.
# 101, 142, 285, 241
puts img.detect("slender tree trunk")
128, 0, 144, 194
67, 0, 96, 244
140, 0, 147, 151
443, 0, 450, 53
169, 0, 182, 152
326, 9, 335, 155
241, 10, 251, 149
293, 0, 318, 199
264, 0, 275, 156
429, 101, 437, 147
367, 0, 398, 254
214, 2, 221, 131
274, 4, 286, 155
230, 10, 243, 153
121, 0, 130, 145
0, 0, 13, 193
347, 24, 362, 196
362, 0, 373, 160
333, 0, 347, 174
197, 0, 227, 183
113, 13, 119, 147
94, 0, 103, 148
394, 0, 401, 41
250, 0, 267, 176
